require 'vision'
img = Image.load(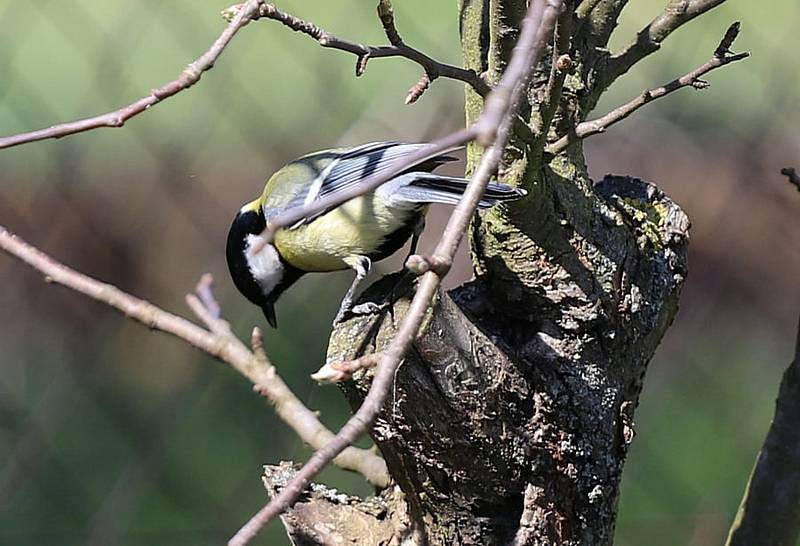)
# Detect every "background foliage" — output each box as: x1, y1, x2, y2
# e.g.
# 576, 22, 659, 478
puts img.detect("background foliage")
1, 1, 798, 544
